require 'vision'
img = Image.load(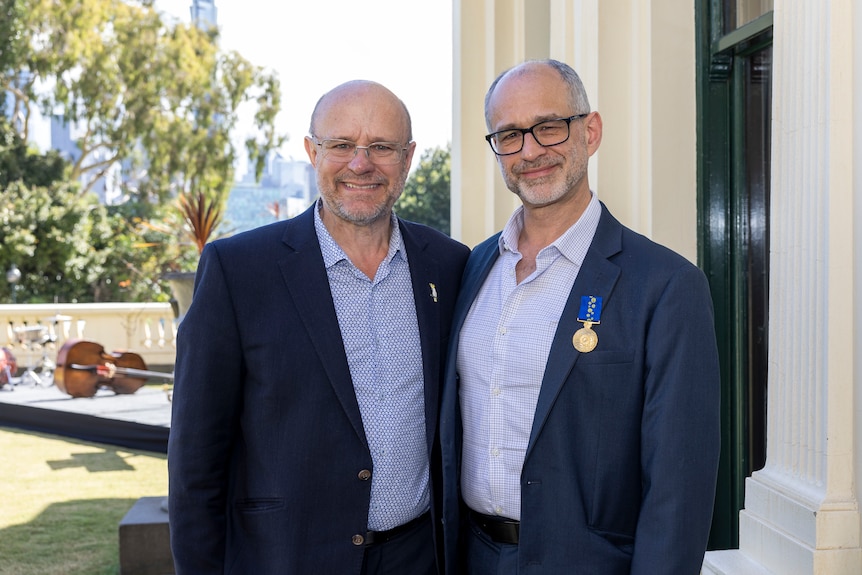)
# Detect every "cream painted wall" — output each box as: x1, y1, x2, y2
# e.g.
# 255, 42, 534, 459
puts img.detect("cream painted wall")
453, 2, 862, 572
856, 0, 862, 549
594, 0, 698, 262
452, 0, 699, 263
